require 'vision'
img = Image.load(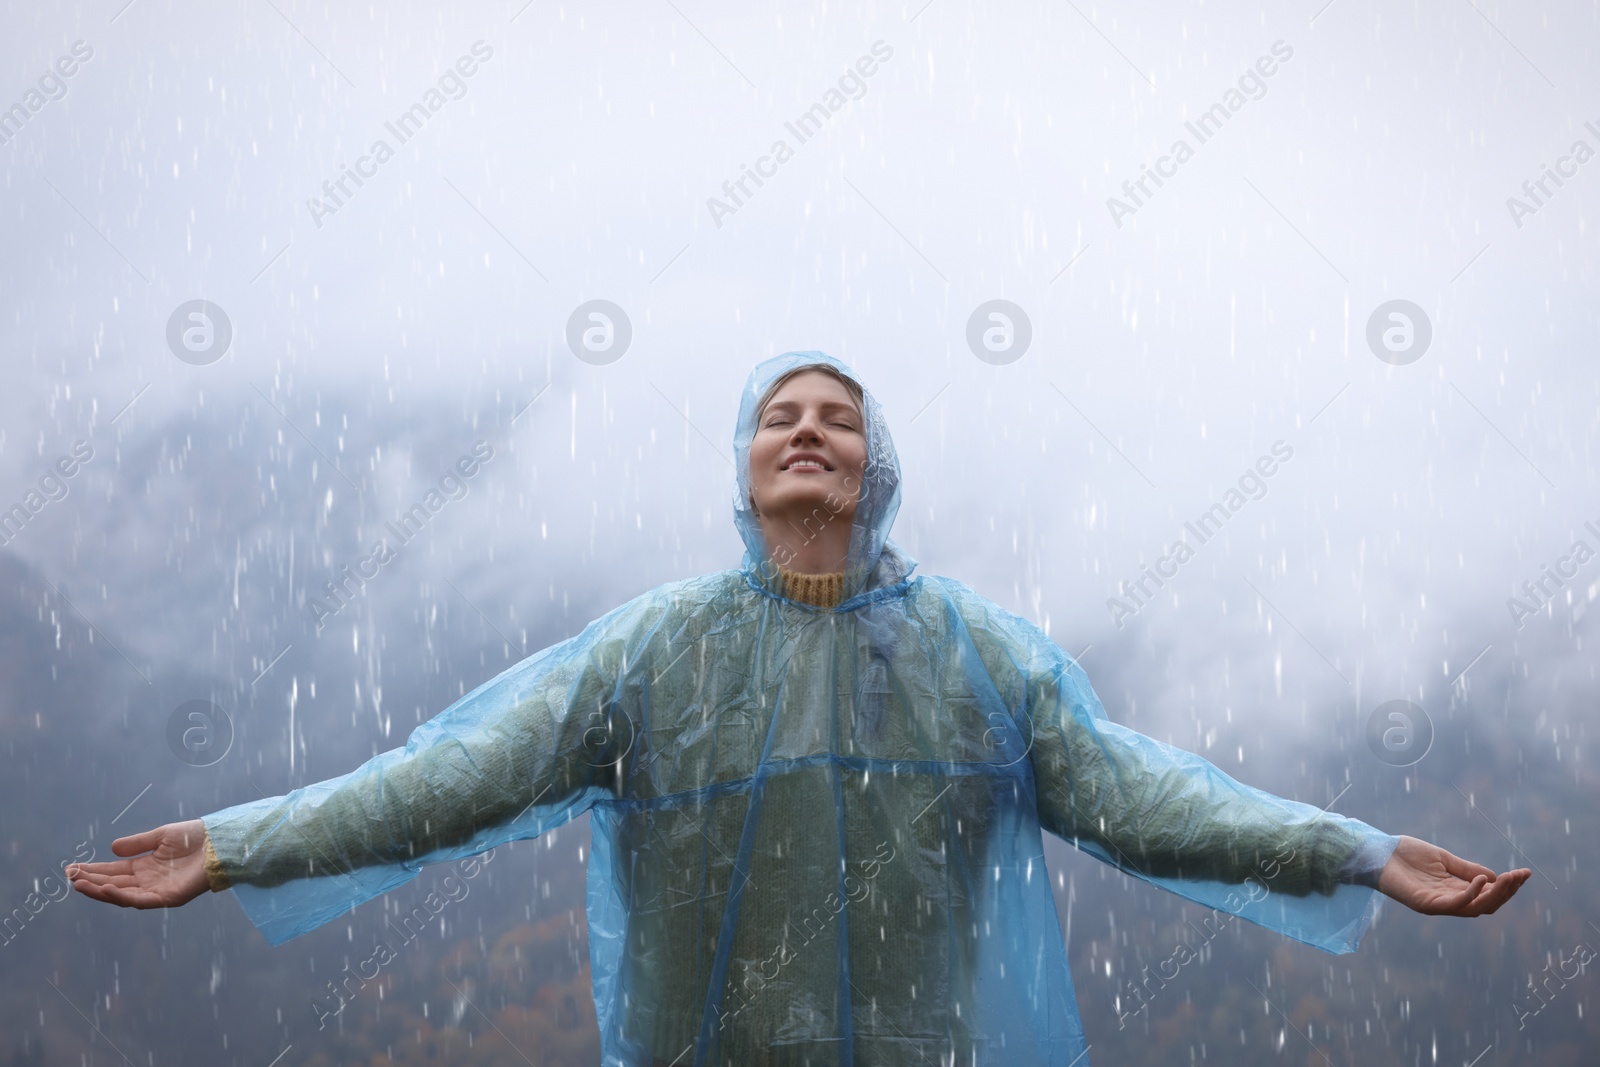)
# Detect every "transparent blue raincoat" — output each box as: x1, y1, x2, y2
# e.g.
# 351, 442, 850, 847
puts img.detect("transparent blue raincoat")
202, 352, 1400, 1065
